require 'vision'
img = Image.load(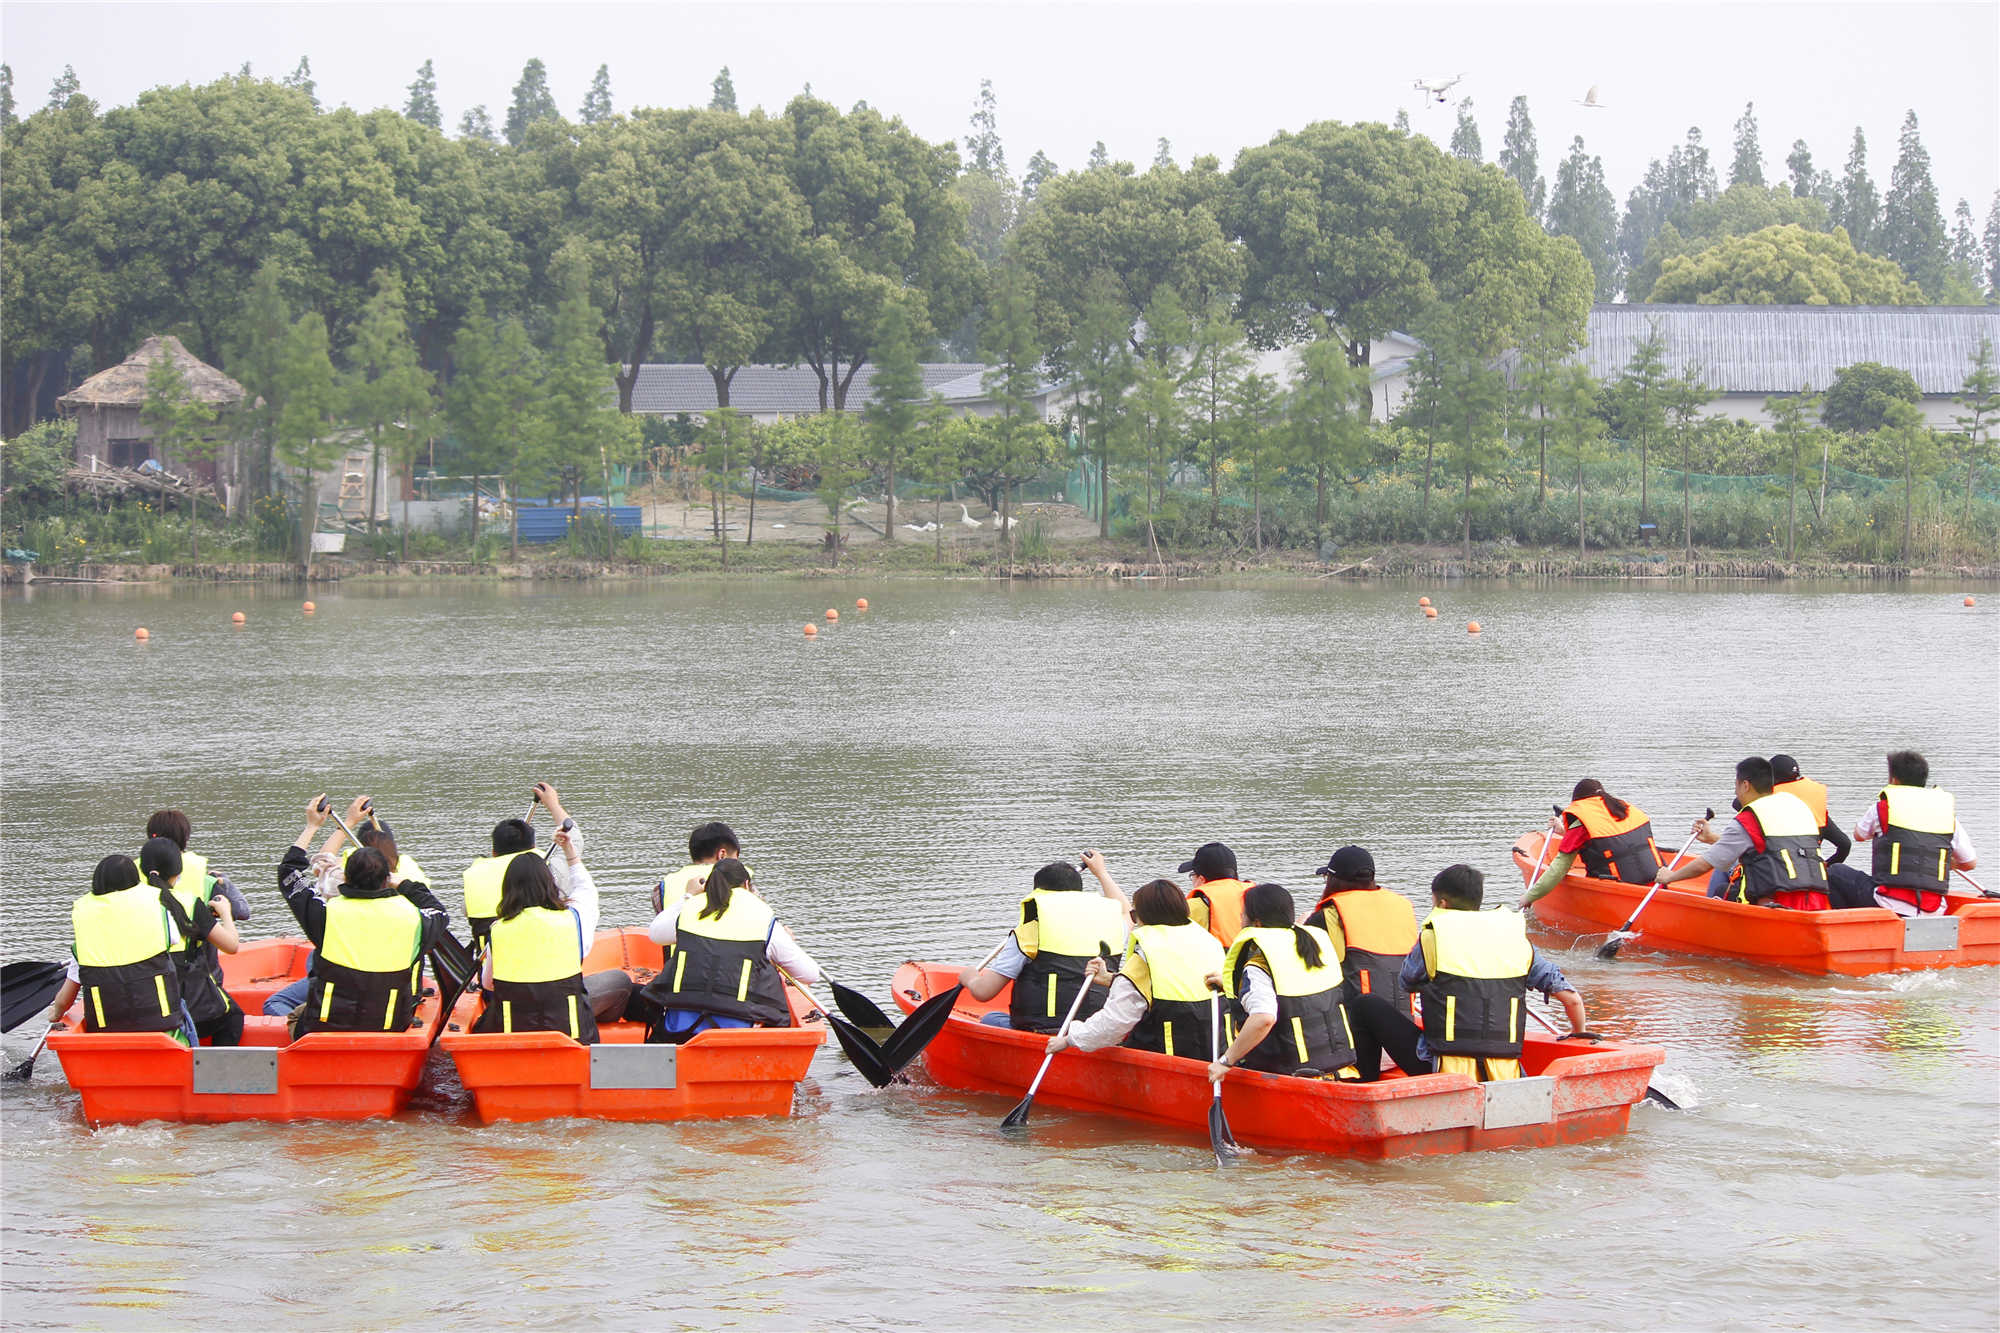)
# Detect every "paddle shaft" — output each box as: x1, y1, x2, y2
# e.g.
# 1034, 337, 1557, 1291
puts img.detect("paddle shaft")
1019, 976, 1095, 1103
1955, 867, 1993, 896
6, 1026, 54, 1081
1523, 804, 1563, 897
1611, 813, 1713, 934
1209, 991, 1225, 1106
